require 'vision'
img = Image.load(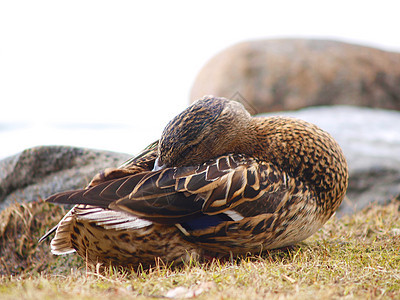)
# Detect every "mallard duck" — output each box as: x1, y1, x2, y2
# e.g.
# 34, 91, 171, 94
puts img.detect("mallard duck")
41, 96, 348, 269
